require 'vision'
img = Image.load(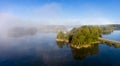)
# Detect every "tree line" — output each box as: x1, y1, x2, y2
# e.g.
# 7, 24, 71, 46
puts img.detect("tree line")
56, 26, 102, 45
